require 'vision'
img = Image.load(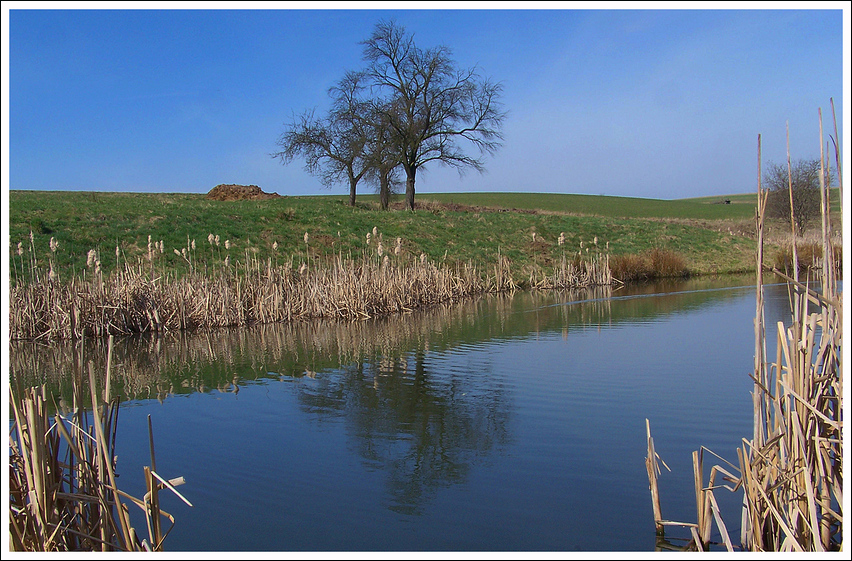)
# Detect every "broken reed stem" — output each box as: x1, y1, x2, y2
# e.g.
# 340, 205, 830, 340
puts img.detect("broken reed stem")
8, 341, 190, 551
646, 112, 843, 552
